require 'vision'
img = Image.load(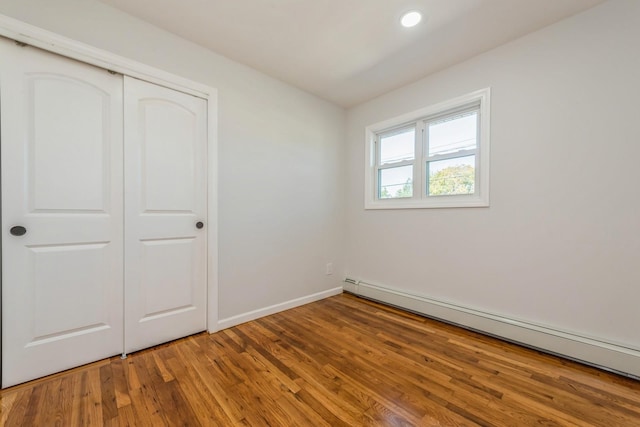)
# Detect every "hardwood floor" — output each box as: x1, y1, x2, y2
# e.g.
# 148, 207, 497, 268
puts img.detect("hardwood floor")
2, 293, 639, 426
